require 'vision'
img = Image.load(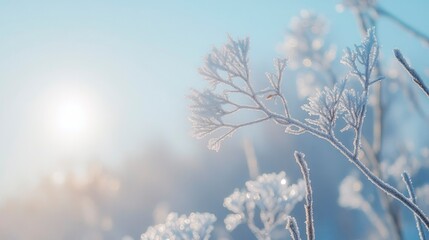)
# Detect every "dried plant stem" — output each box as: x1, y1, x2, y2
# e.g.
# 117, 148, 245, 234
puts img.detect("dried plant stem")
286, 216, 302, 240
394, 49, 429, 98
294, 152, 315, 240
402, 172, 426, 240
